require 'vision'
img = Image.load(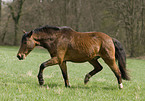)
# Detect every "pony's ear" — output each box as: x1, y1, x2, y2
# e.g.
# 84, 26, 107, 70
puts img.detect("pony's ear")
28, 31, 33, 37
22, 30, 27, 34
